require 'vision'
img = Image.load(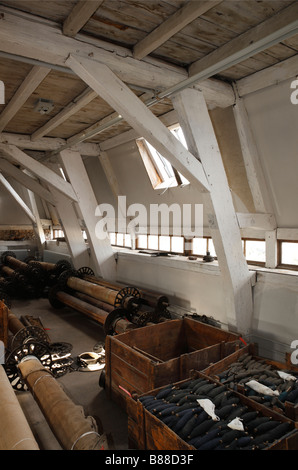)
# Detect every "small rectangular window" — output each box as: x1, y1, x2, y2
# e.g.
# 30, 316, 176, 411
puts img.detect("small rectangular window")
159, 235, 171, 252
136, 125, 190, 190
193, 237, 207, 256
109, 232, 116, 245
245, 240, 266, 263
148, 235, 159, 250
281, 242, 298, 266
116, 233, 124, 246
171, 236, 184, 253
137, 234, 148, 249
124, 234, 131, 248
